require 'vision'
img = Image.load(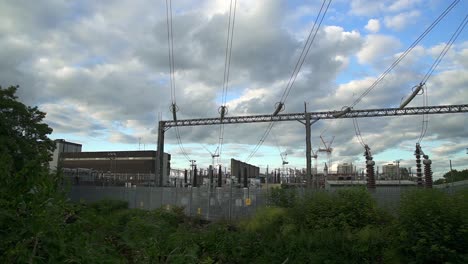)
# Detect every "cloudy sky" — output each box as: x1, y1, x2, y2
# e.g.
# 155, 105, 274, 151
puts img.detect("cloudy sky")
1, 0, 467, 178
